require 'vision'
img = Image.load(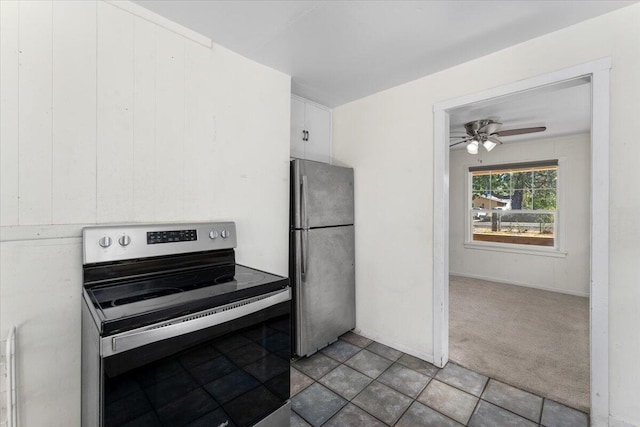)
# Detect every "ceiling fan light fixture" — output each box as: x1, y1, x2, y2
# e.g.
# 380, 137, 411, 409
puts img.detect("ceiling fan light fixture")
451, 119, 546, 153
466, 140, 479, 154
483, 139, 497, 152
